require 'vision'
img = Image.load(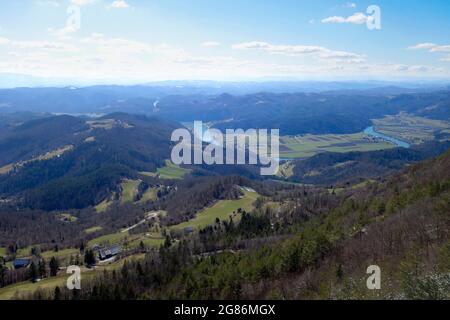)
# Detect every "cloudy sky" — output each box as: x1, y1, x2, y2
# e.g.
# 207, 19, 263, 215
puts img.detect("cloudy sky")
0, 0, 449, 83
